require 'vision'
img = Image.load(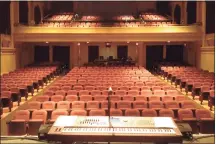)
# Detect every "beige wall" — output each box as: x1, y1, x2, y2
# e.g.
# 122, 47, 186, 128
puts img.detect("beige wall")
1, 53, 16, 75
15, 43, 34, 68
199, 46, 214, 72
183, 42, 196, 66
